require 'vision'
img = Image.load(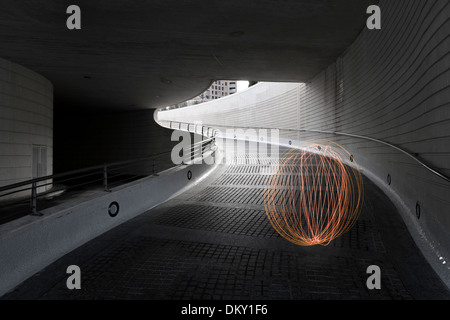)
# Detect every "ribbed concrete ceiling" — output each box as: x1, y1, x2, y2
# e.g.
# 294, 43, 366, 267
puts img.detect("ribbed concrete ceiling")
0, 0, 375, 110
